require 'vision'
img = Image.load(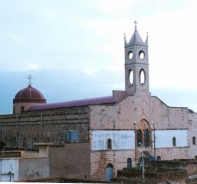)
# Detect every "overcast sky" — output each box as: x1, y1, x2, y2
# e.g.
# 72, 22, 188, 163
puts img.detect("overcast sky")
1, 0, 197, 114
